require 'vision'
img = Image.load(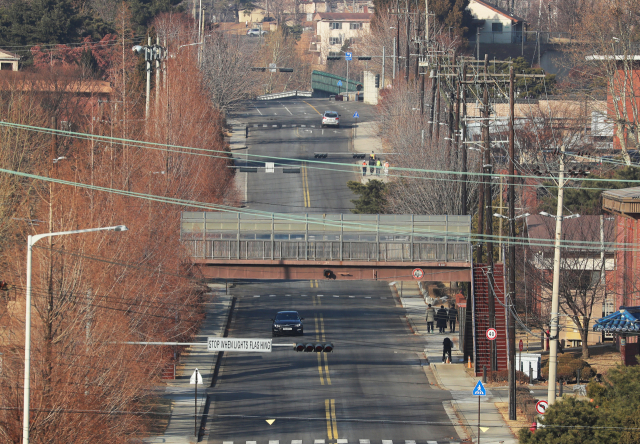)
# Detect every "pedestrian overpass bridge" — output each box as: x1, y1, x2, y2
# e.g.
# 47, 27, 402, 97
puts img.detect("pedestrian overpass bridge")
182, 212, 472, 281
